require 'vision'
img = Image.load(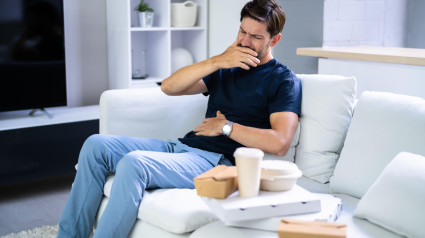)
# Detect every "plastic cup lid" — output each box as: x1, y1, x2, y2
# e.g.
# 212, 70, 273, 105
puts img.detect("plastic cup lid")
233, 147, 264, 159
